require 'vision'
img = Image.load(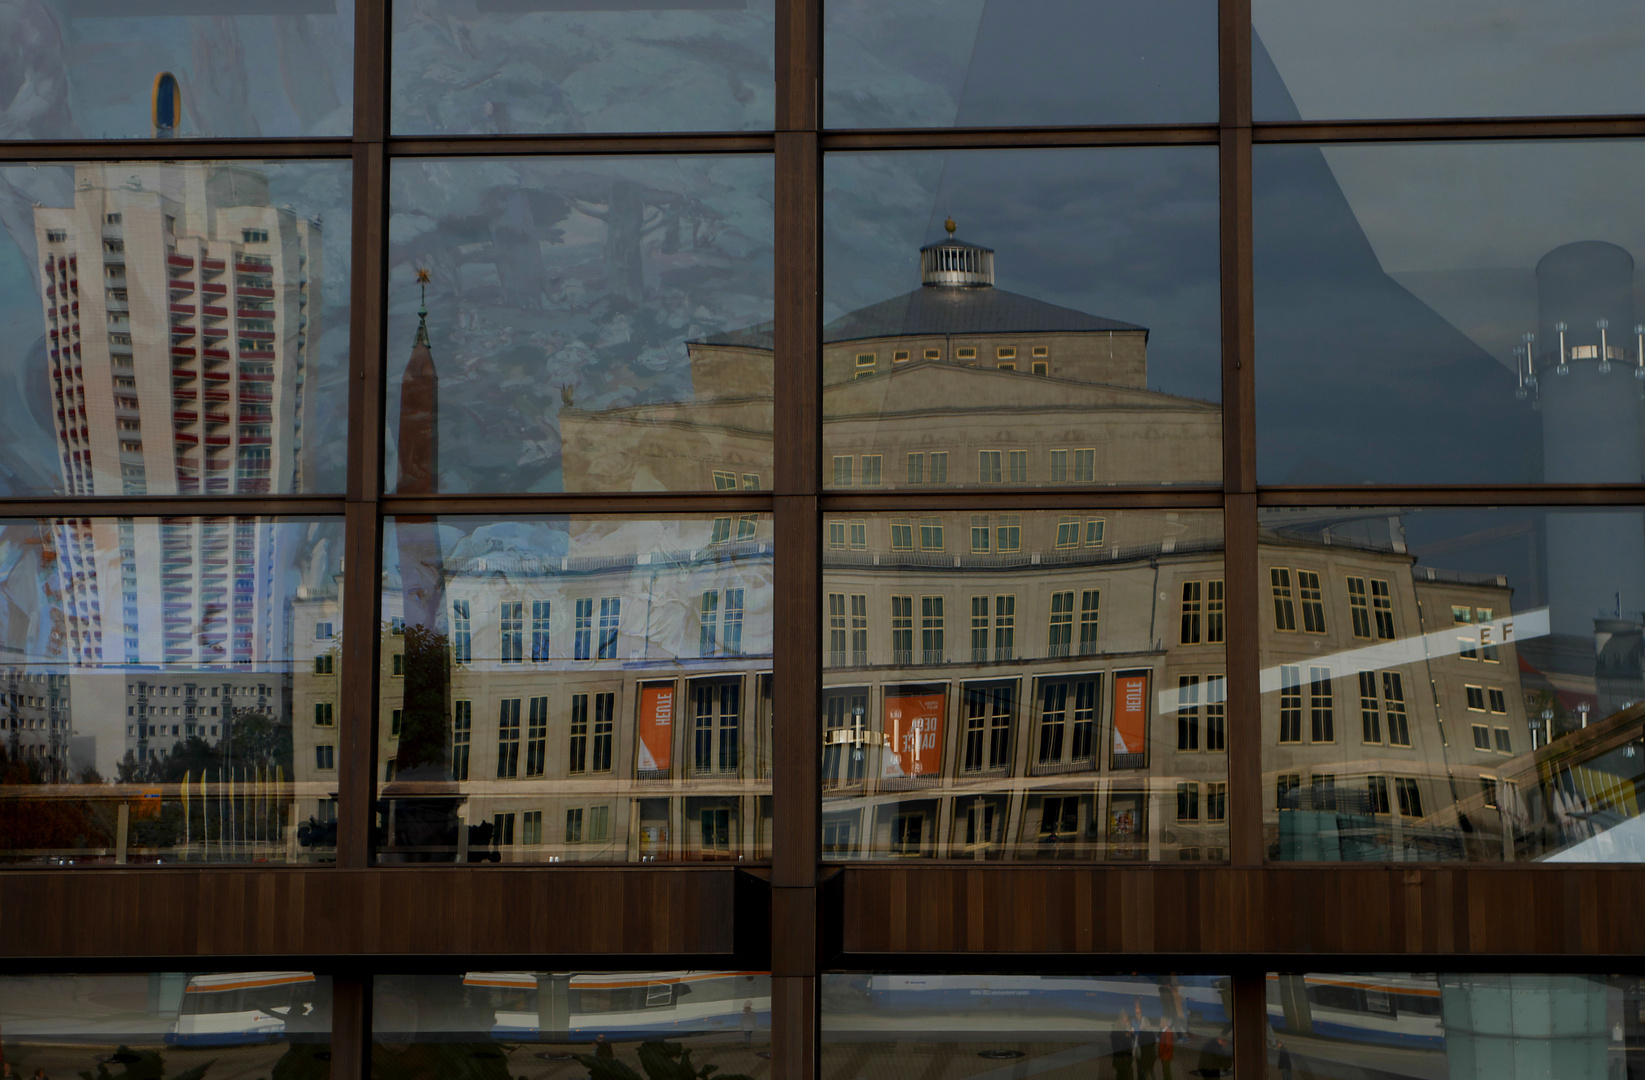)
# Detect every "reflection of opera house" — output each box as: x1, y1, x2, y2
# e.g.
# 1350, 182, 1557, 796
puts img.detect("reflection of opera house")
288, 228, 1645, 867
